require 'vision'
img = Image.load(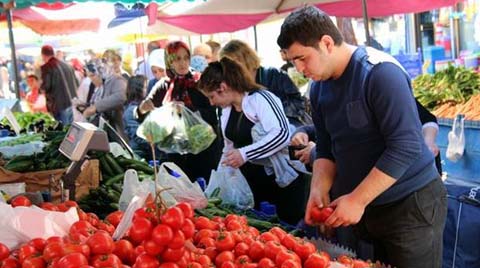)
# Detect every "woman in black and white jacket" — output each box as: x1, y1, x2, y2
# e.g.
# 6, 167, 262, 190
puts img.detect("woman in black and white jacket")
199, 57, 308, 225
